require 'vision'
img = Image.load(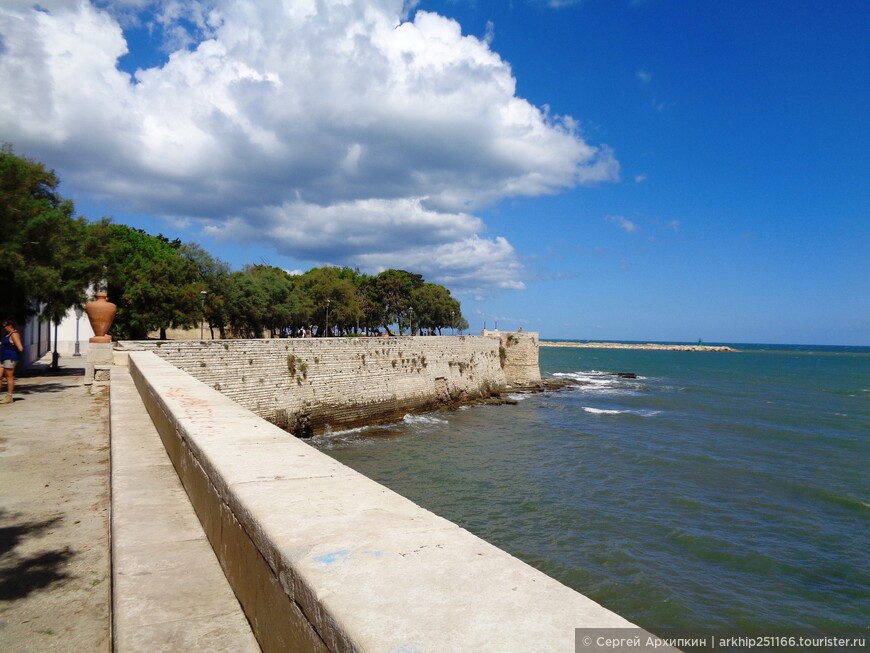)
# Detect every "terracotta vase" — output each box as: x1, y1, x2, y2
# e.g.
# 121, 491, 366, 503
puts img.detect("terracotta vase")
86, 292, 117, 343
